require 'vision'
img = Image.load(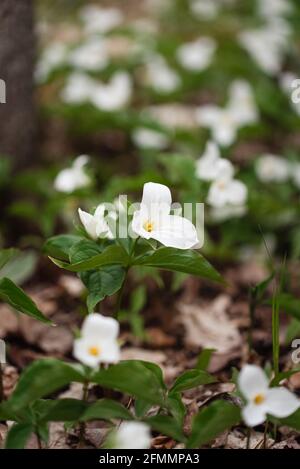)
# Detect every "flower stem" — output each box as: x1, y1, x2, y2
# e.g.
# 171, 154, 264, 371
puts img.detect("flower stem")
79, 380, 89, 447
246, 427, 251, 449
114, 237, 139, 318
247, 291, 256, 355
